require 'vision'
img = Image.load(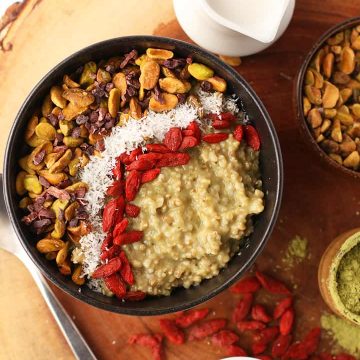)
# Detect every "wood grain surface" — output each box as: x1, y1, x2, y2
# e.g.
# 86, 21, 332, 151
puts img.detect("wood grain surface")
1, 0, 360, 359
